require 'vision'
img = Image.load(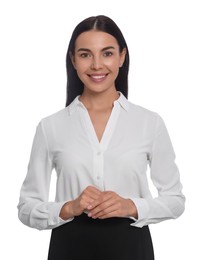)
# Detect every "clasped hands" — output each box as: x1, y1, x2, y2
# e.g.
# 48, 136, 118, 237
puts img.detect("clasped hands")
60, 186, 137, 220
